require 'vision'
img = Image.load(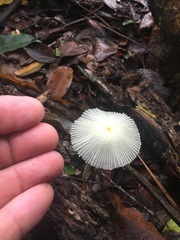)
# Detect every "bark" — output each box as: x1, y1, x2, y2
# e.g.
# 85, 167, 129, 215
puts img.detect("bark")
149, 0, 180, 53
25, 177, 114, 240
147, 0, 180, 110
